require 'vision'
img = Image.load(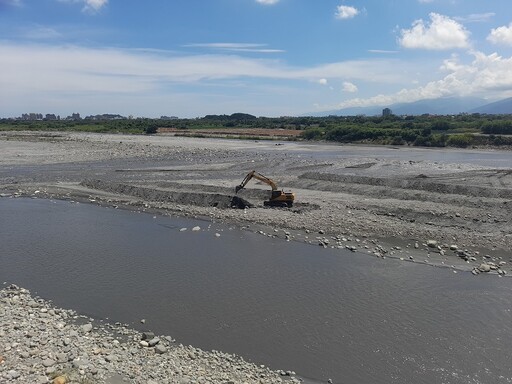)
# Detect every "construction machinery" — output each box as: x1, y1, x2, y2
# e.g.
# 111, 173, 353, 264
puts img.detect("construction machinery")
235, 170, 295, 207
